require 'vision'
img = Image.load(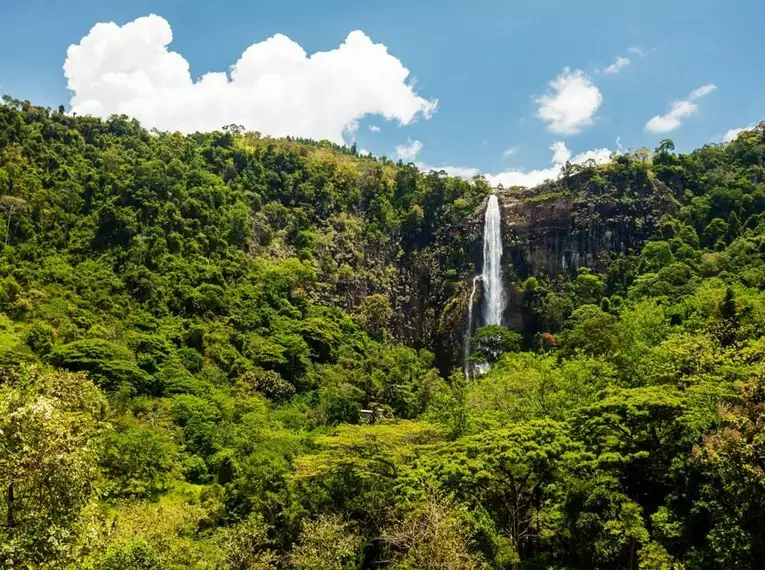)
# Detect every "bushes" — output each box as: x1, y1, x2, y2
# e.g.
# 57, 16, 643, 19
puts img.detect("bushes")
101, 426, 177, 497
23, 321, 55, 355
48, 339, 157, 393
